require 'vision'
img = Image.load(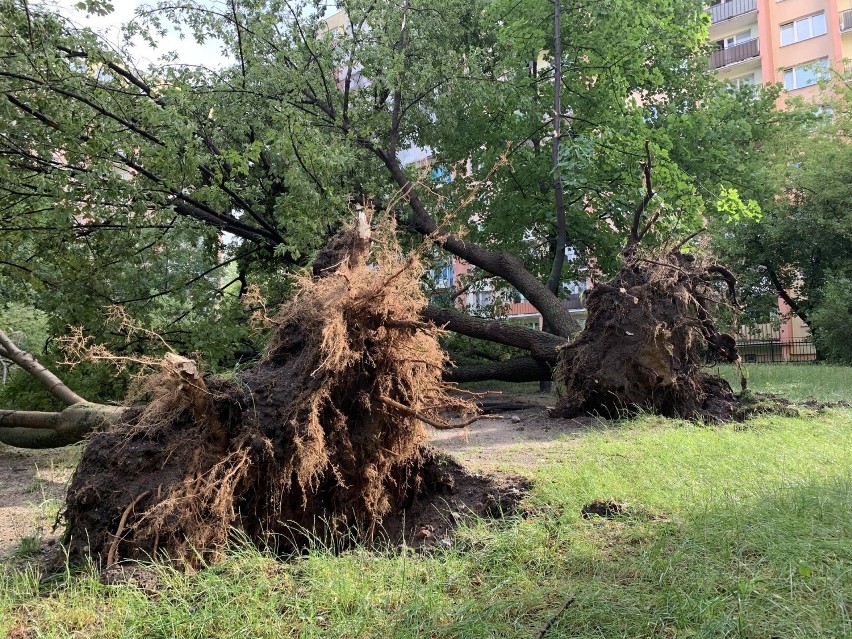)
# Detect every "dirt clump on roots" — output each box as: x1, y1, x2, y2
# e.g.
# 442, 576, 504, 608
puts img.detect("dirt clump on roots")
553, 249, 743, 422
62, 221, 520, 568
